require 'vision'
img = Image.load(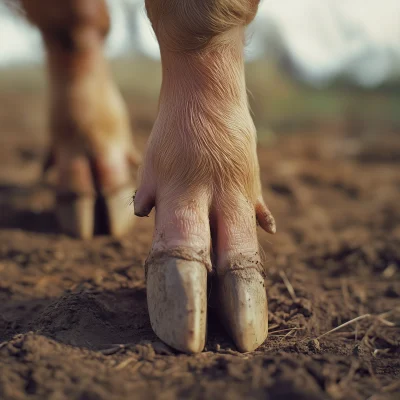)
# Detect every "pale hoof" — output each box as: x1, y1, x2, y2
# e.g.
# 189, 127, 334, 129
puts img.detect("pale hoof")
56, 194, 95, 240
56, 186, 135, 239
102, 186, 136, 238
217, 269, 268, 352
146, 258, 207, 353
